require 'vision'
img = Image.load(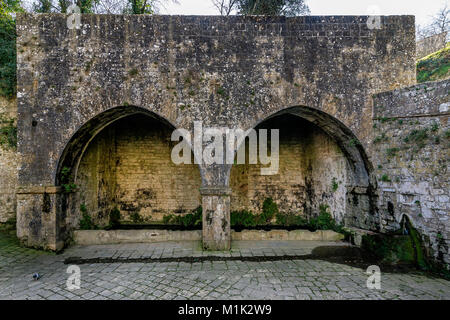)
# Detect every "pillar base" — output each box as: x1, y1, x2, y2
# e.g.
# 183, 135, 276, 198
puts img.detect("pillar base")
200, 186, 231, 251
16, 186, 66, 251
